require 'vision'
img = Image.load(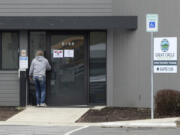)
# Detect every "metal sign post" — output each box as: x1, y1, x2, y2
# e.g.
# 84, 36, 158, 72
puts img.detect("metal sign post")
146, 14, 159, 119
150, 32, 154, 119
